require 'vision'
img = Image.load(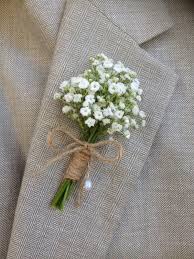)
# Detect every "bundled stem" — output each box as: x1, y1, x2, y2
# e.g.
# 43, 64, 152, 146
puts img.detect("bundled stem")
51, 126, 99, 211
51, 179, 74, 210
